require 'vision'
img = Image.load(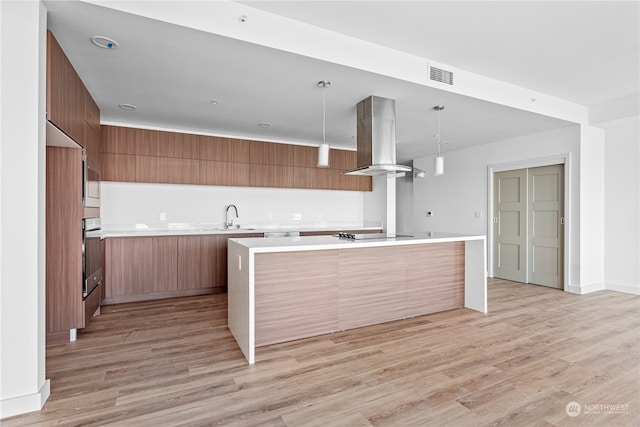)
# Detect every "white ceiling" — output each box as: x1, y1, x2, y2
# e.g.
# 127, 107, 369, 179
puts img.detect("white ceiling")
44, 1, 638, 162
241, 0, 640, 108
